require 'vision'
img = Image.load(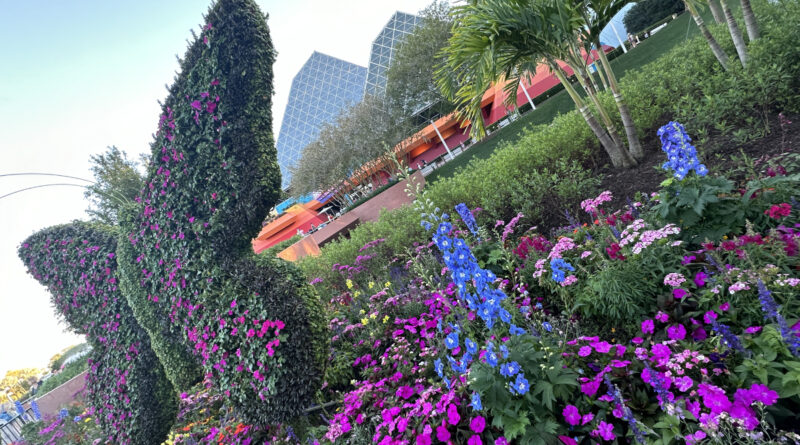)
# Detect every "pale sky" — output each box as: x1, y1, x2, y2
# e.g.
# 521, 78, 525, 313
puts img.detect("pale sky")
0, 0, 435, 378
